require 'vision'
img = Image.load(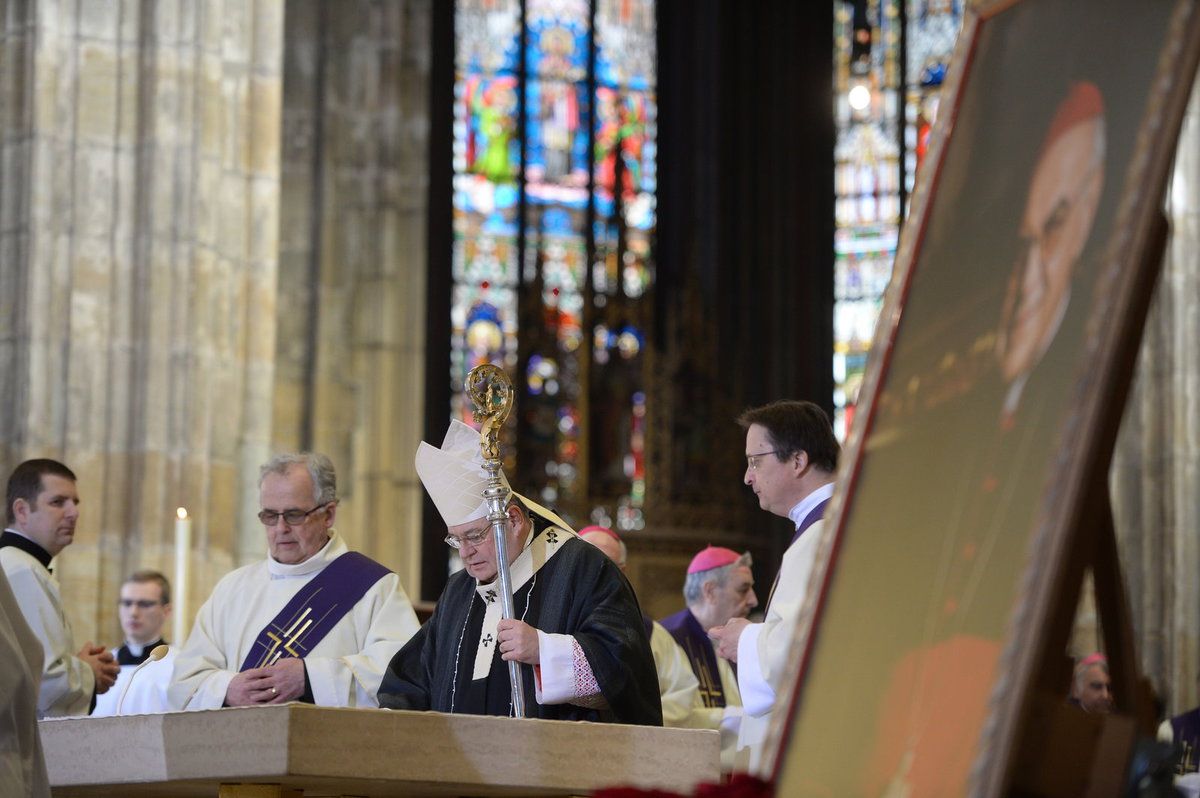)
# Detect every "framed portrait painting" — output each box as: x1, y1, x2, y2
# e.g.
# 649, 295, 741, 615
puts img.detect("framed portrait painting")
768, 0, 1200, 795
